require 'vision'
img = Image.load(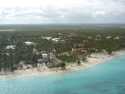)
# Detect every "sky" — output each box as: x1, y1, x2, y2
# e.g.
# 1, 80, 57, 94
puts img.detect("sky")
0, 0, 124, 24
